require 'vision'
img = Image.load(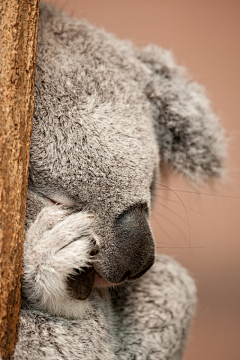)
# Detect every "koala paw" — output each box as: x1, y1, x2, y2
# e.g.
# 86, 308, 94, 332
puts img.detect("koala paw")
22, 205, 98, 319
